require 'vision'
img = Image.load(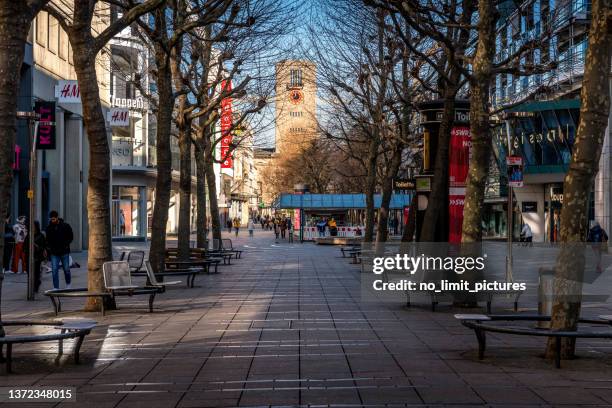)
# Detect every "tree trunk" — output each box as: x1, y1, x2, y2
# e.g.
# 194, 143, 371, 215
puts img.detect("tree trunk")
0, 1, 35, 336
177, 122, 192, 259
461, 0, 496, 243
195, 139, 207, 248
70, 39, 114, 311
148, 44, 173, 275
364, 132, 380, 243
376, 142, 403, 243
419, 94, 455, 242
205, 128, 222, 244
545, 0, 611, 359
